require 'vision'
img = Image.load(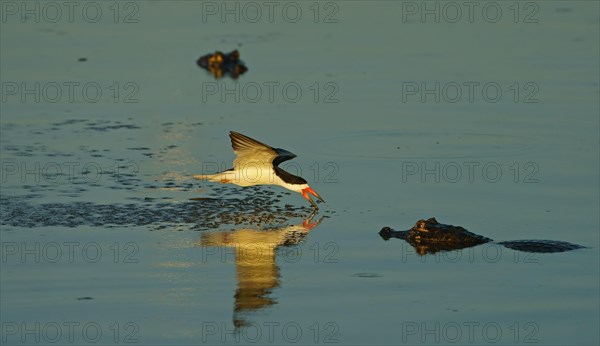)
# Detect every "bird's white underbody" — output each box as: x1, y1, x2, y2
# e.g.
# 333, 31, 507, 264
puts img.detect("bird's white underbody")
194, 165, 309, 192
